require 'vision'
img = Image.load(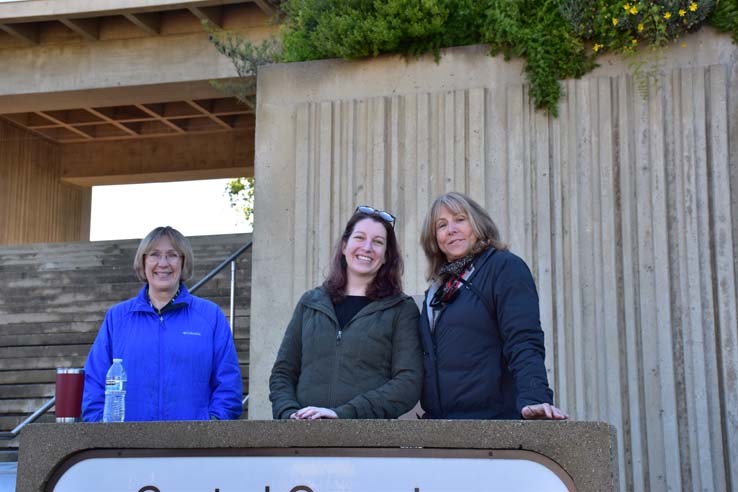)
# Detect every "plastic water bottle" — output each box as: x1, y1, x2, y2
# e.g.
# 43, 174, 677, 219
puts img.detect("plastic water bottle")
102, 358, 126, 422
